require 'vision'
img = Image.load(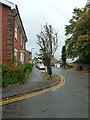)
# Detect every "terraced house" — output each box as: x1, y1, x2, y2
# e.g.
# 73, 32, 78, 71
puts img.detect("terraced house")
0, 0, 31, 64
